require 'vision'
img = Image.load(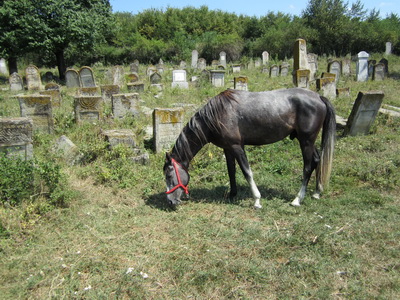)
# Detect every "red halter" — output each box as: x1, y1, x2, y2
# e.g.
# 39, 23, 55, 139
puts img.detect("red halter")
166, 158, 189, 195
